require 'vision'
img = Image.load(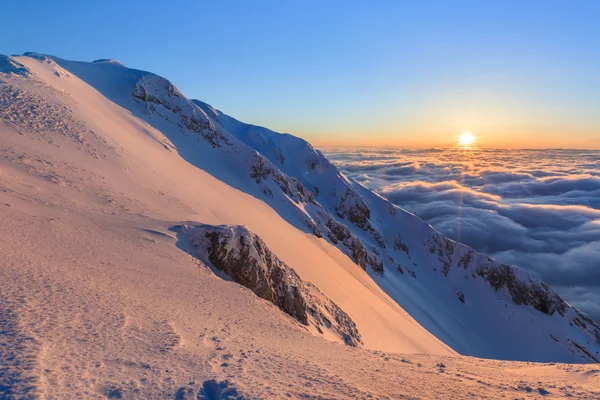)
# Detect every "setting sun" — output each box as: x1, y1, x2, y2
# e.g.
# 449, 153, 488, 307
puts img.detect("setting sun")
459, 131, 476, 146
